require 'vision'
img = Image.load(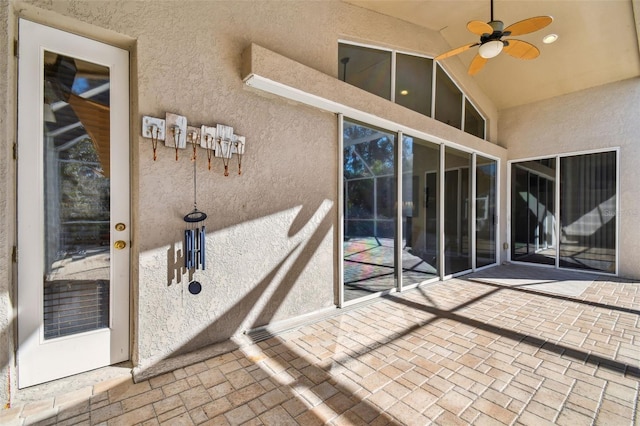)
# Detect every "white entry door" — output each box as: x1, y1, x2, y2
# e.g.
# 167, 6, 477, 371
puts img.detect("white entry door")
17, 20, 130, 388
